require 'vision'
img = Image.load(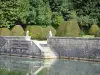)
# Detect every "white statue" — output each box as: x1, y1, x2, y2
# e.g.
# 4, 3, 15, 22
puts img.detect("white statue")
49, 30, 52, 37
26, 30, 29, 36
